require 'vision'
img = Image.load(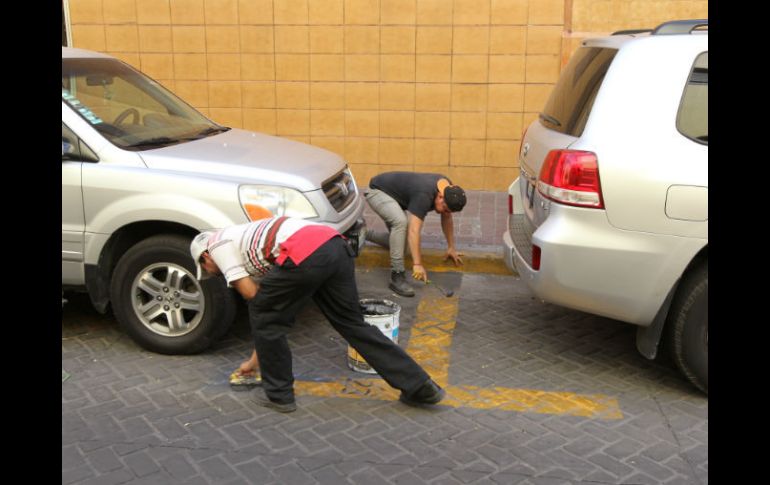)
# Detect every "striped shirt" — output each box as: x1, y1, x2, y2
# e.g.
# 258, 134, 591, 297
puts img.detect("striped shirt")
206, 217, 340, 286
